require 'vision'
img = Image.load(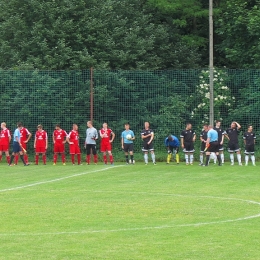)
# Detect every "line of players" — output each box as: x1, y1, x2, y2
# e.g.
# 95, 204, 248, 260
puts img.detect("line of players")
165, 121, 256, 166
0, 120, 256, 166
